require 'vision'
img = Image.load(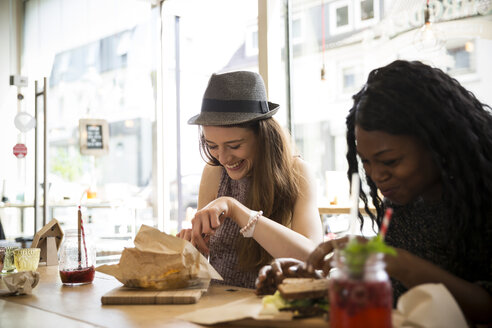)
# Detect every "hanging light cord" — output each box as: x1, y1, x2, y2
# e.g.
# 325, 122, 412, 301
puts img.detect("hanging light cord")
321, 0, 326, 80
322, 0, 325, 61
425, 0, 430, 24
